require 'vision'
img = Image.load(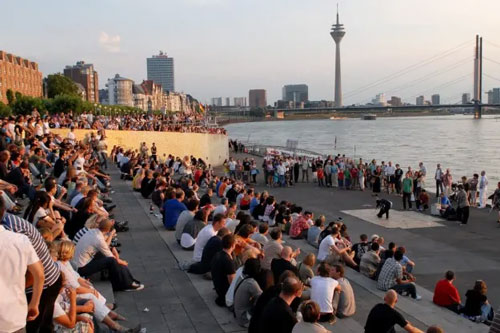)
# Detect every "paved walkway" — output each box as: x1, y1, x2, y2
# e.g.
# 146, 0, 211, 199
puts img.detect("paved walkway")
107, 159, 491, 332
109, 168, 224, 333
